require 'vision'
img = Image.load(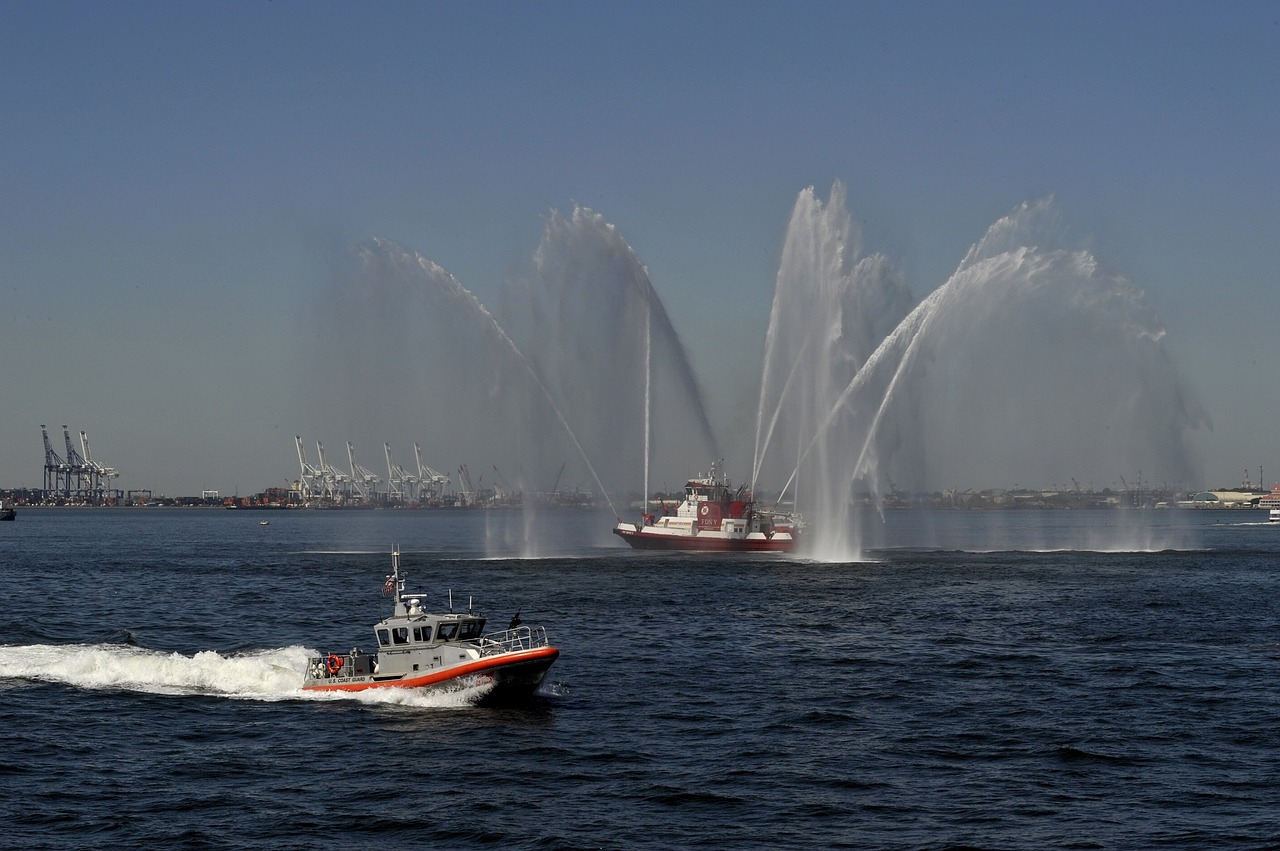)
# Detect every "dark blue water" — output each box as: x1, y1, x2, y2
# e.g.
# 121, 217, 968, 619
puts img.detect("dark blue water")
2, 508, 1279, 849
